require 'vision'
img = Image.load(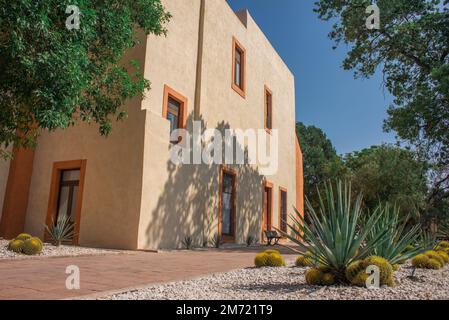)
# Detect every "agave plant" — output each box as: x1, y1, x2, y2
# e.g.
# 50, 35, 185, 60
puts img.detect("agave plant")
437, 220, 449, 240
365, 204, 433, 264
44, 214, 75, 246
182, 236, 194, 250
279, 180, 389, 283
